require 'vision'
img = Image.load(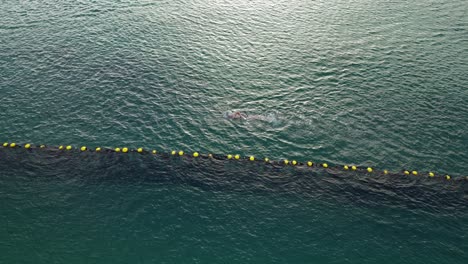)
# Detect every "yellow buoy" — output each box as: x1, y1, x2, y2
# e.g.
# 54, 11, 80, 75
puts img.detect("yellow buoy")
429, 172, 435, 177
307, 161, 313, 167
123, 147, 129, 153
344, 165, 349, 170
234, 154, 240, 160
404, 170, 410, 175
292, 160, 297, 165
446, 175, 451, 180
284, 159, 289, 165
137, 148, 143, 153
10, 143, 16, 148
81, 146, 87, 151
171, 150, 176, 155
152, 150, 157, 154
115, 147, 121, 152
323, 163, 328, 168
412, 171, 418, 176
96, 147, 101, 152
40, 145, 45, 148
66, 145, 72, 150
249, 156, 255, 161
367, 167, 373, 173
59, 145, 64, 150
193, 152, 199, 157
227, 154, 233, 159
264, 158, 269, 162
351, 166, 357, 171
384, 170, 388, 174
2, 142, 7, 147
178, 150, 184, 156
25, 144, 31, 149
